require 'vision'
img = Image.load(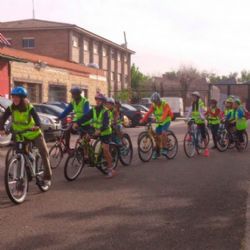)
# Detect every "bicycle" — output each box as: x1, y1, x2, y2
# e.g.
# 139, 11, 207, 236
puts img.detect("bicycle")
49, 125, 72, 169
5, 130, 51, 204
183, 119, 210, 158
112, 127, 133, 166
216, 120, 248, 152
137, 122, 178, 162
64, 131, 119, 181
